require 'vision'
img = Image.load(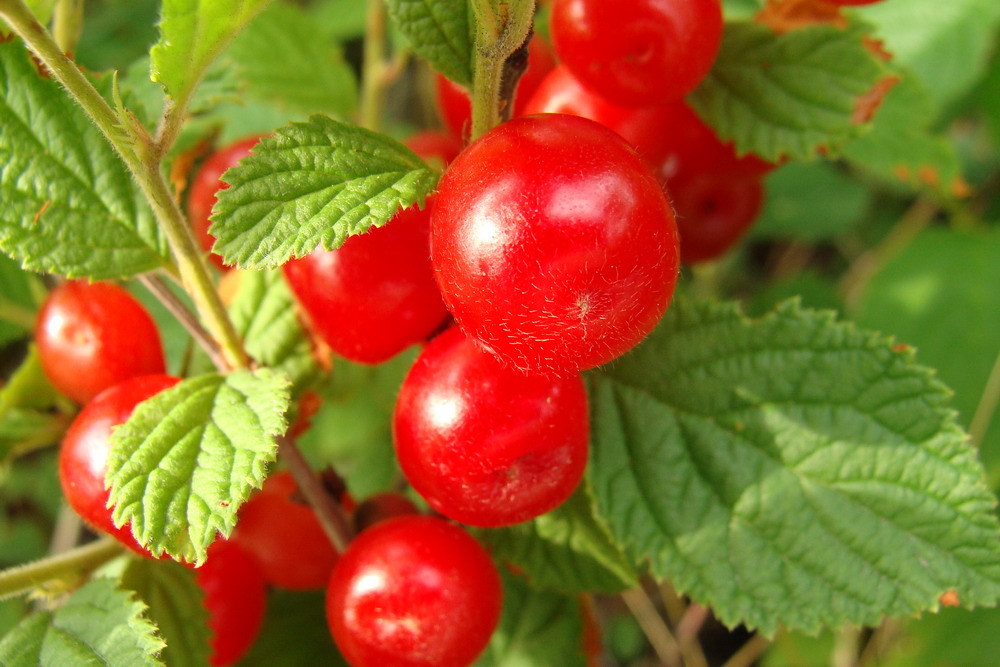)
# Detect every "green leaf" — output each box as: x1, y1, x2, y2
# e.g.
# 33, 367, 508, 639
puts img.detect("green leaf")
385, 0, 473, 86
475, 483, 638, 595
477, 571, 586, 667
841, 73, 966, 197
211, 115, 437, 269
0, 579, 164, 667
0, 232, 37, 347
241, 590, 346, 666
122, 55, 244, 130
587, 297, 1000, 636
689, 22, 885, 162
0, 43, 169, 279
855, 228, 1000, 486
228, 269, 322, 397
120, 559, 210, 667
0, 344, 59, 419
150, 0, 273, 106
311, 0, 368, 41
106, 369, 291, 564
862, 0, 1000, 108
227, 3, 357, 116
752, 162, 868, 240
